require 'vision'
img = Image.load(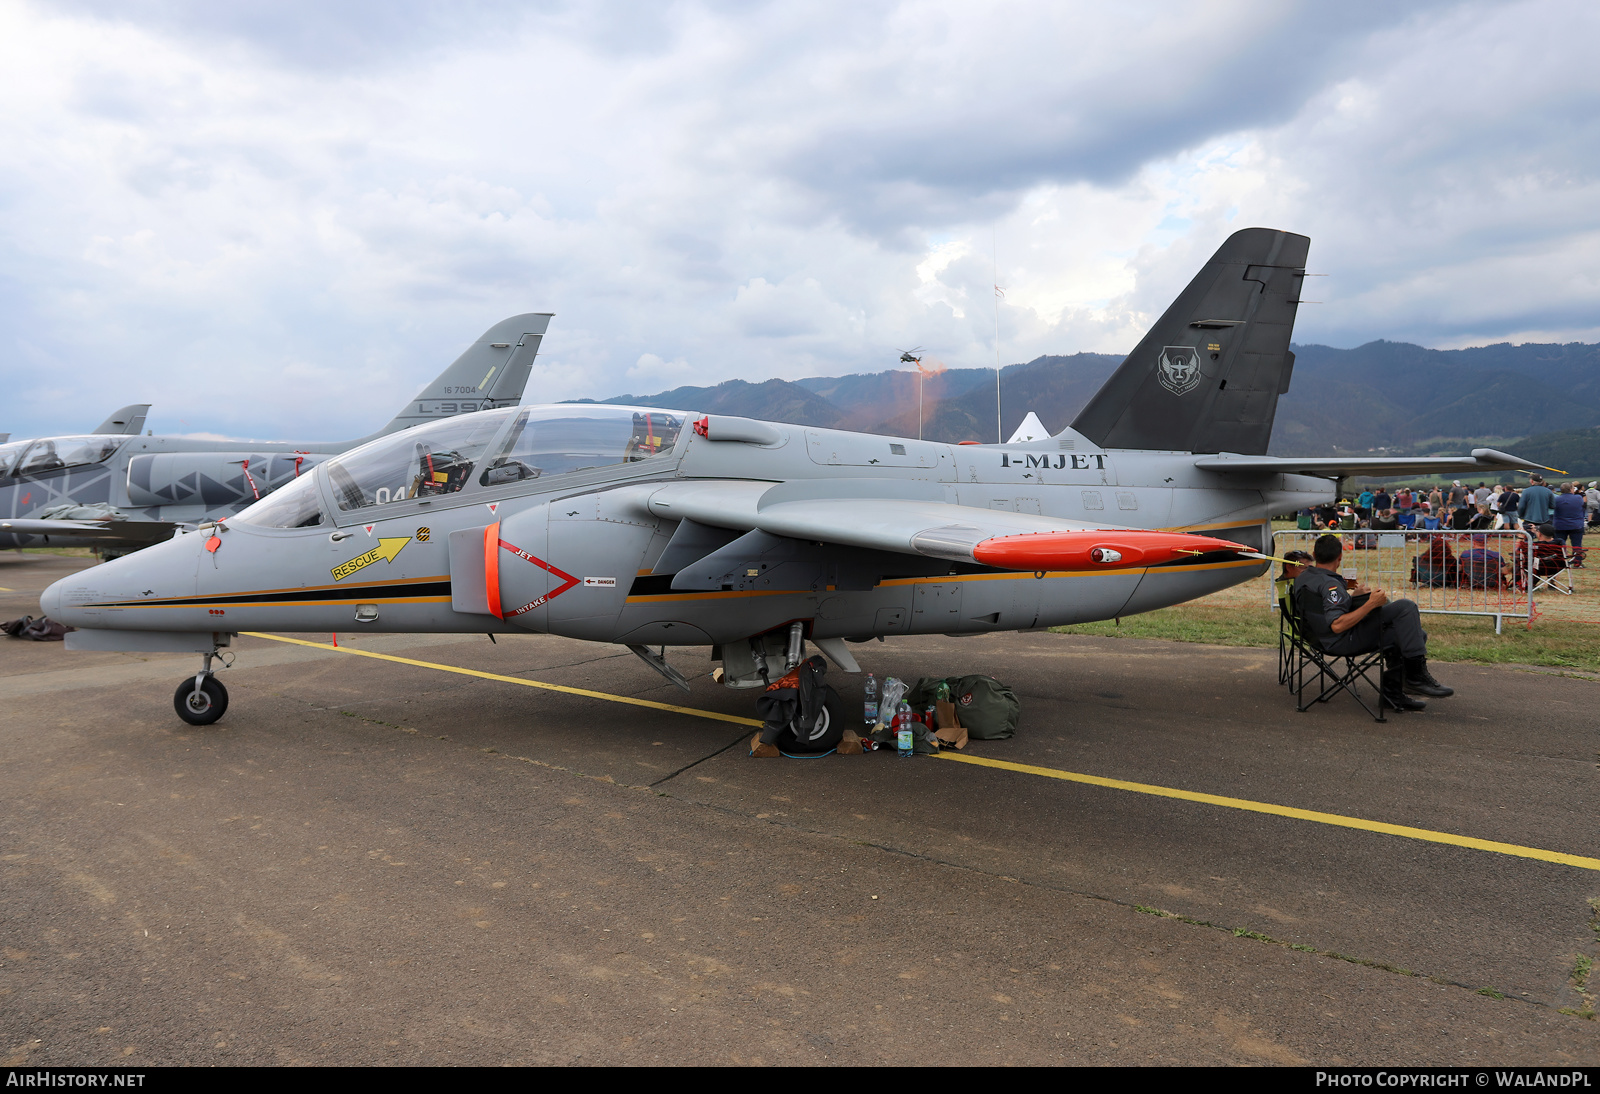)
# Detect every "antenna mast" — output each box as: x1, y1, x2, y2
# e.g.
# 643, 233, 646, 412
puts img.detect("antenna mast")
992, 229, 1003, 444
